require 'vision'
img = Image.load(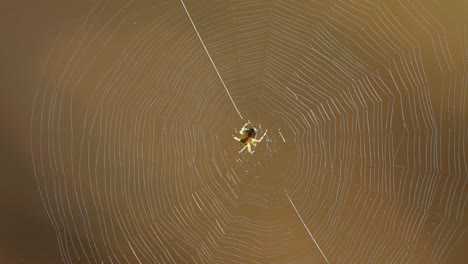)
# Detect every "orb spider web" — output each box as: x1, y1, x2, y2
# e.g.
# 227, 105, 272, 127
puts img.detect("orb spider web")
31, 0, 467, 263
